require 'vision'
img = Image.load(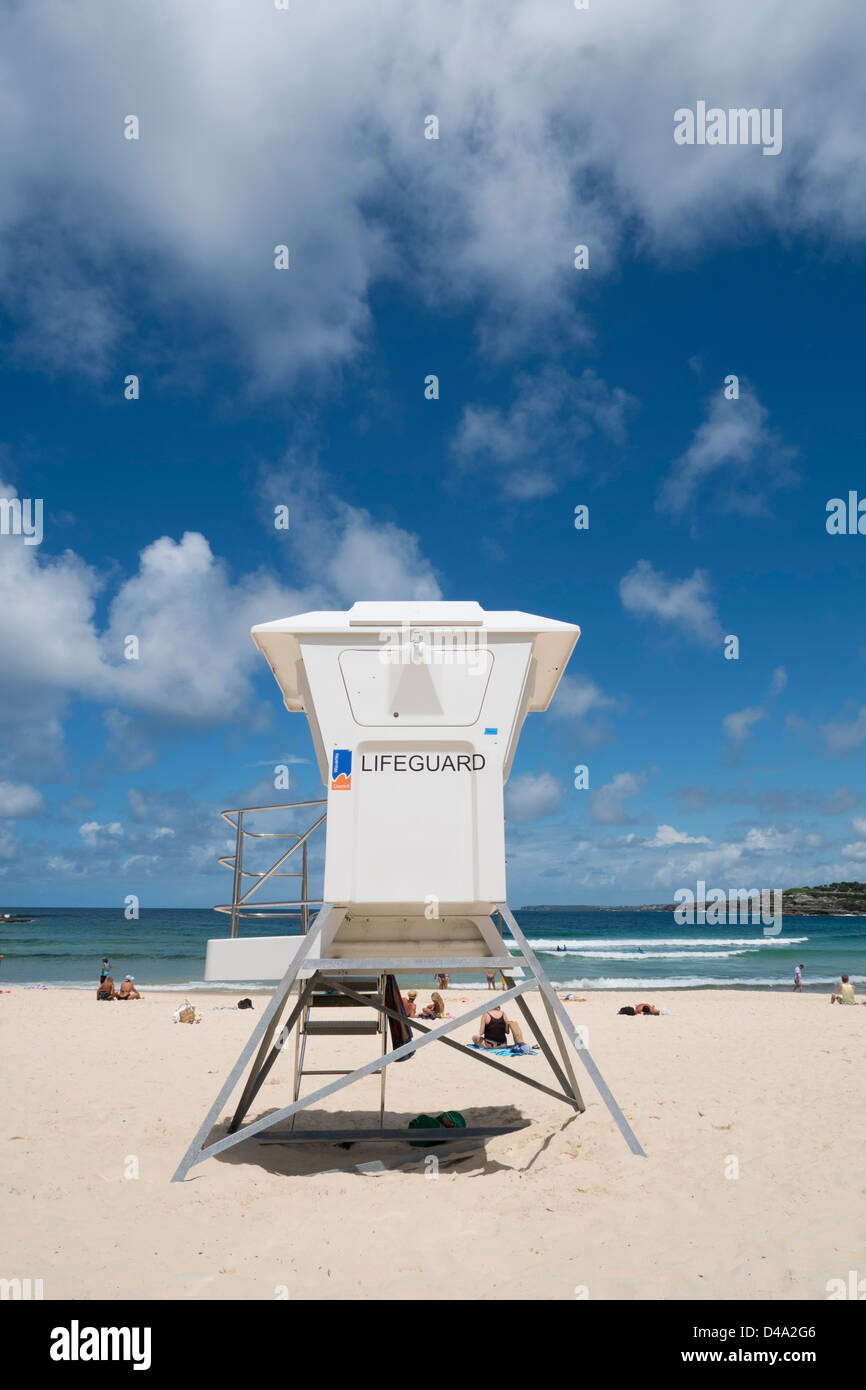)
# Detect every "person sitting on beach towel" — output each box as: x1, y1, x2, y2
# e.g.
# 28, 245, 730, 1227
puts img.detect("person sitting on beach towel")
419, 991, 445, 1019
403, 989, 418, 1018
831, 974, 856, 1004
472, 1003, 521, 1049
117, 975, 140, 1000
96, 976, 116, 1000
